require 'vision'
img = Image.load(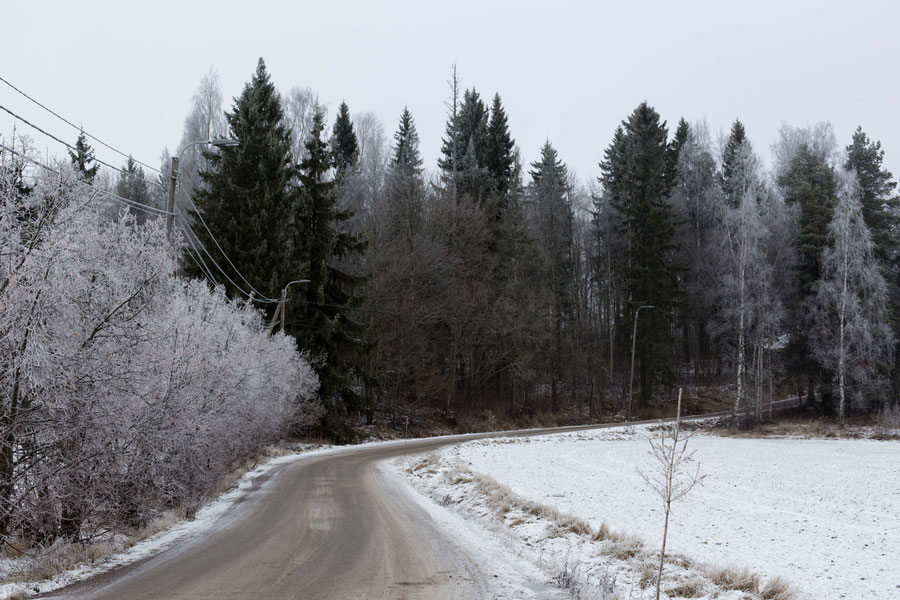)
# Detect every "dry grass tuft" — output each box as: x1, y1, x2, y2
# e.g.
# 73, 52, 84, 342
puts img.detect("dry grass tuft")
707, 565, 760, 592
665, 576, 707, 598
638, 560, 656, 589
7, 589, 29, 600
591, 521, 620, 542
606, 537, 643, 561
760, 576, 796, 600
